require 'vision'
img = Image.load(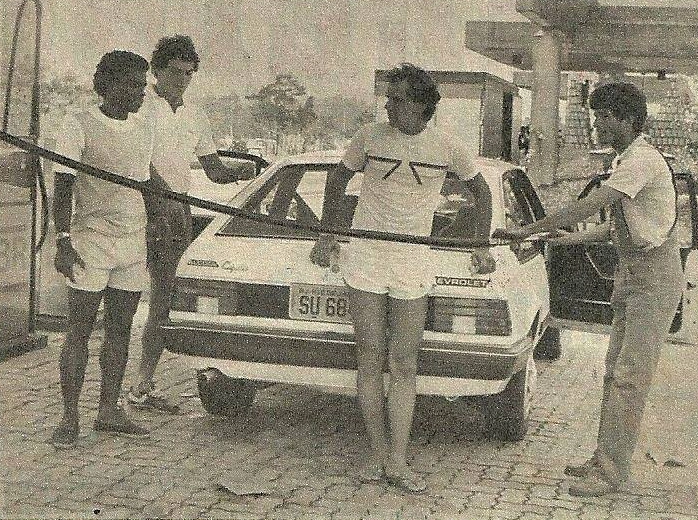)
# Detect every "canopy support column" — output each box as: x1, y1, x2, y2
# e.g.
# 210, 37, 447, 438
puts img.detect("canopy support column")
529, 26, 562, 186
